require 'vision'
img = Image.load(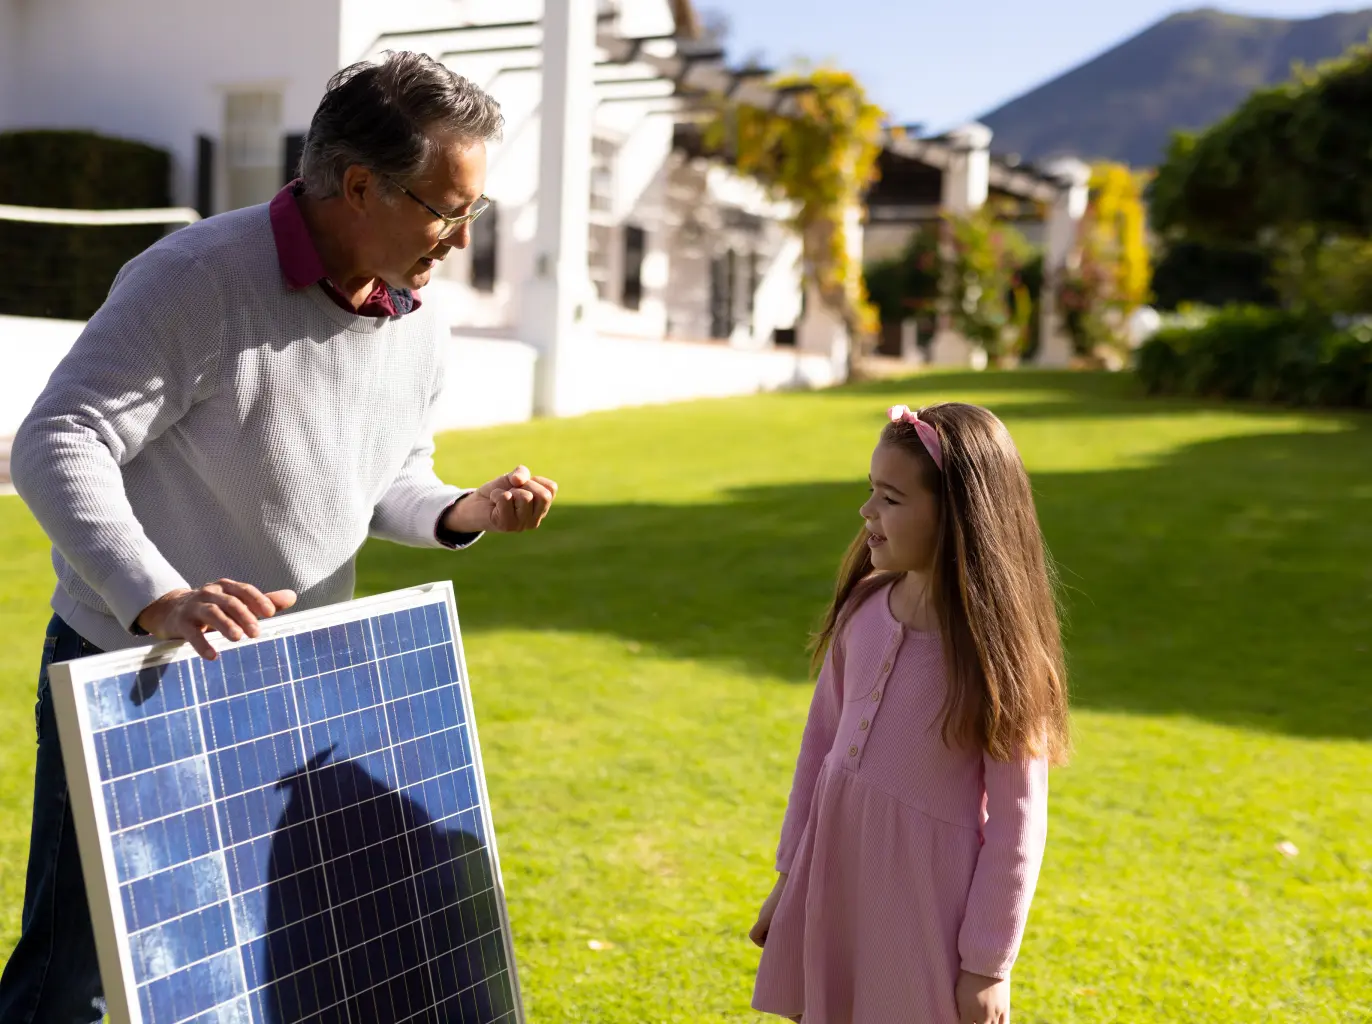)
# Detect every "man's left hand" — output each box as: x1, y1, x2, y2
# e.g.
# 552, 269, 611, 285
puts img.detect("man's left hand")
443, 465, 558, 534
